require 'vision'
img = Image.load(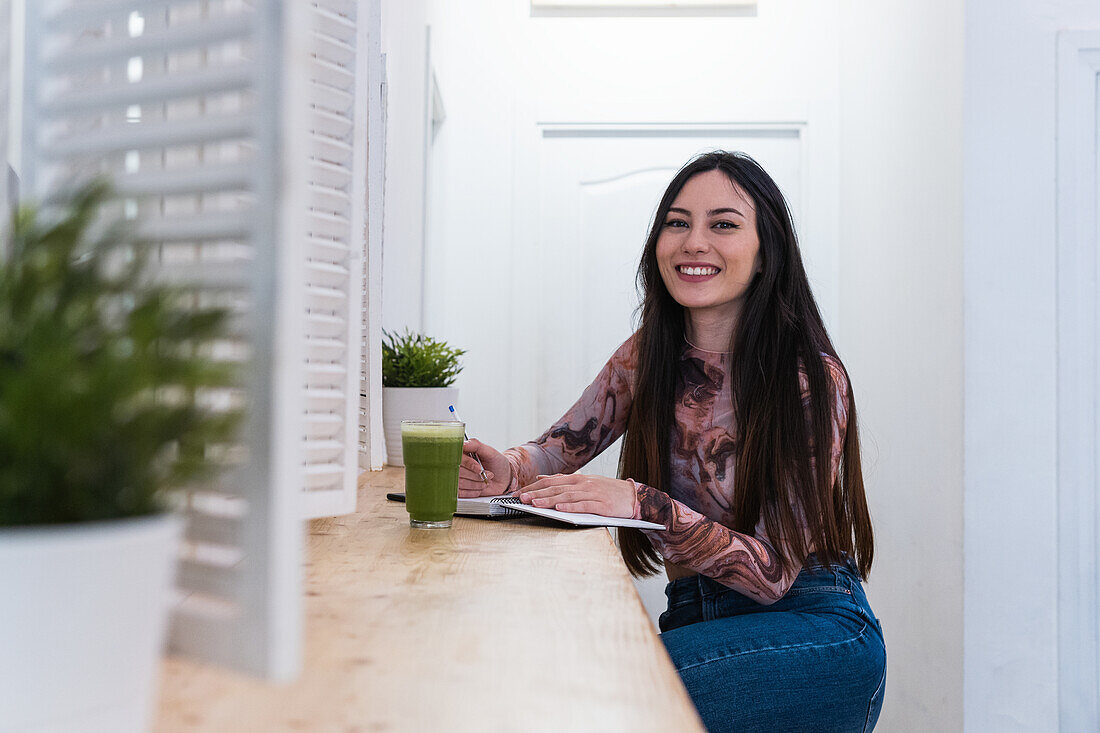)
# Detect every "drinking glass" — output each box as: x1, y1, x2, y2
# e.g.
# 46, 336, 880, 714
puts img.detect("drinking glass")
400, 420, 465, 528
